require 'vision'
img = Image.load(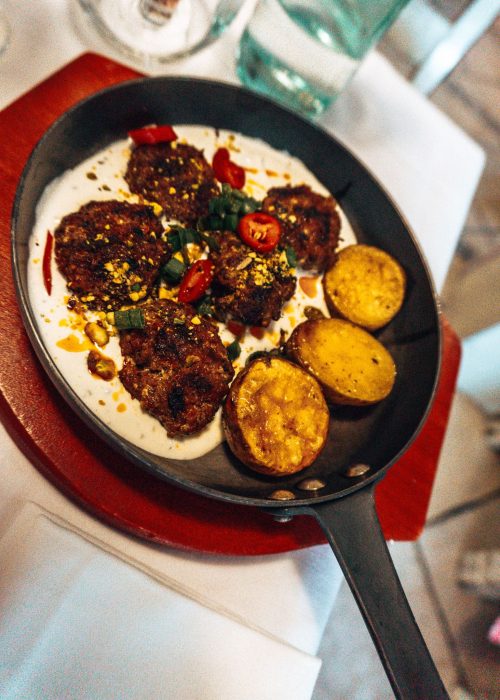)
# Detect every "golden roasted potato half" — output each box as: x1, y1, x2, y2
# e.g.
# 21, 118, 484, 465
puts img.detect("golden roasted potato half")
286, 318, 396, 406
323, 244, 406, 330
223, 356, 329, 476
